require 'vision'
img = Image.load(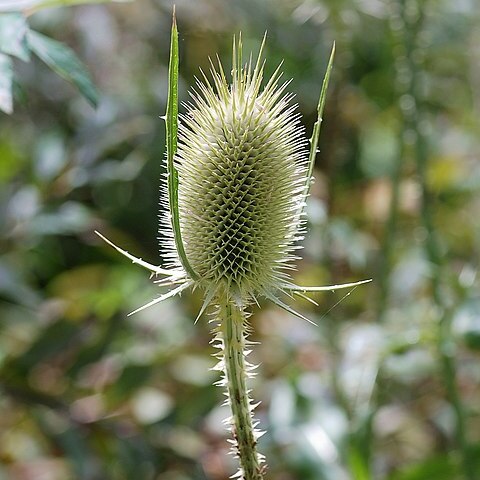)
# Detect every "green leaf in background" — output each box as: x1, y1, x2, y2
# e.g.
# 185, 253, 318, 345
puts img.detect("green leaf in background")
28, 30, 98, 107
0, 52, 13, 113
0, 13, 30, 61
0, 0, 132, 15
388, 453, 456, 480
